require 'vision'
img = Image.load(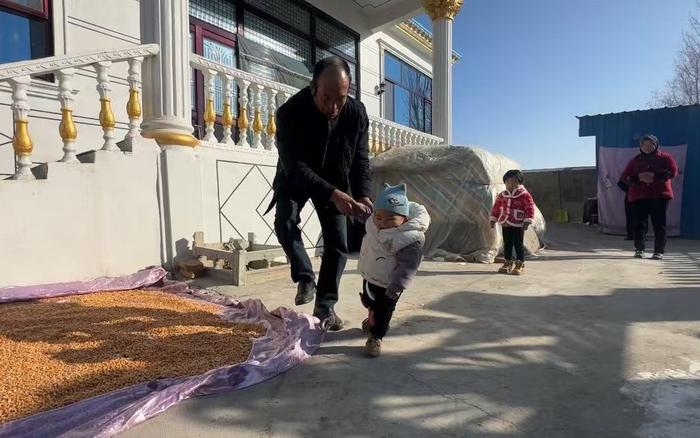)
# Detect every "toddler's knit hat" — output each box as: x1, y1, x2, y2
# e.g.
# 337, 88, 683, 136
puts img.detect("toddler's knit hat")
375, 183, 409, 217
